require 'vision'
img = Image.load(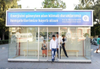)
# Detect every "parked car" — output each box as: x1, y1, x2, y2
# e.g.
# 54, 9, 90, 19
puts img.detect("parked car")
92, 38, 98, 46
90, 38, 92, 44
